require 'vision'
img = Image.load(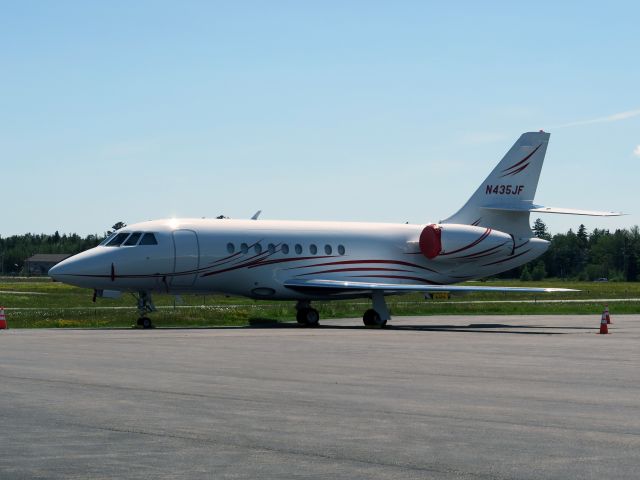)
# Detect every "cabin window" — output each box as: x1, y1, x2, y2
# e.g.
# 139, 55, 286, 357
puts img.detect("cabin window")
139, 233, 158, 245
267, 243, 276, 254
338, 244, 345, 255
324, 245, 332, 255
254, 243, 263, 254
241, 243, 249, 254
281, 244, 289, 254
295, 244, 303, 255
227, 243, 235, 254
309, 244, 318, 255
105, 232, 130, 247
123, 232, 142, 246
